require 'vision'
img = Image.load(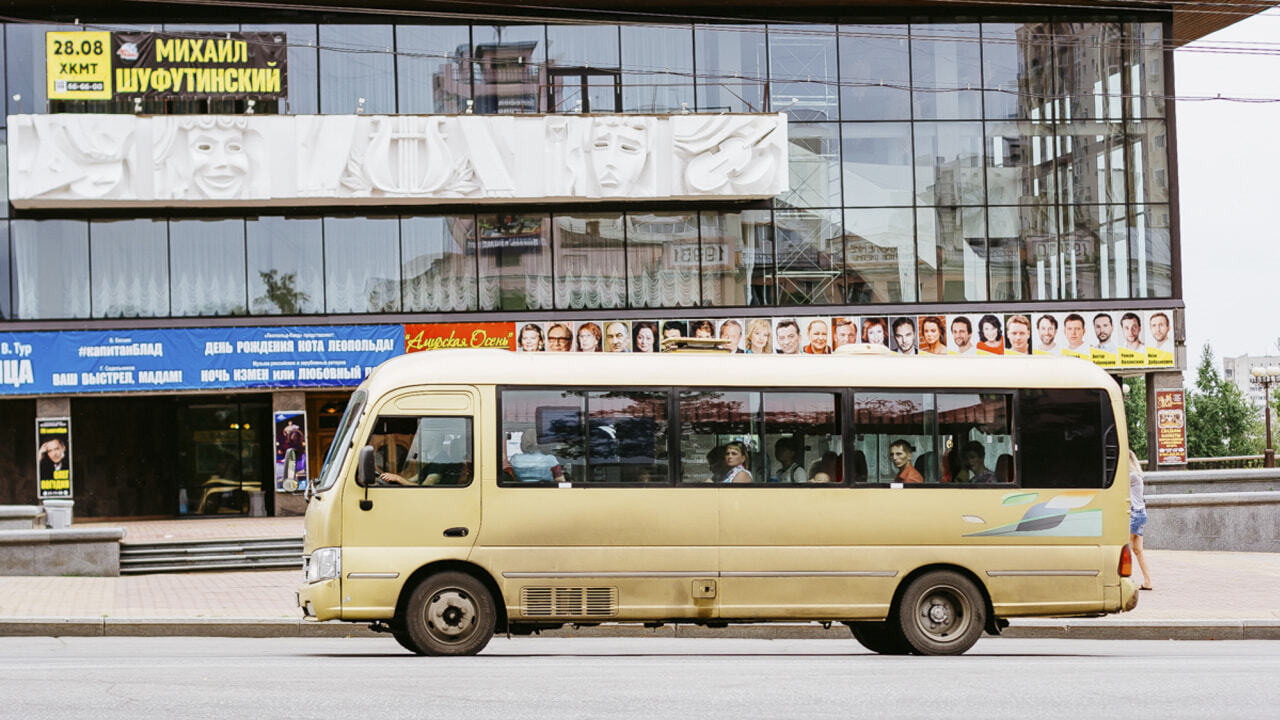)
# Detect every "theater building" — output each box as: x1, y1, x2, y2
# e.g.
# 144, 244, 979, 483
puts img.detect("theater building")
0, 1, 1250, 518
